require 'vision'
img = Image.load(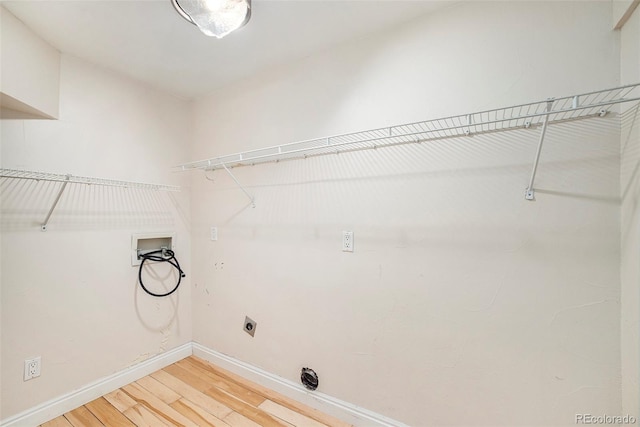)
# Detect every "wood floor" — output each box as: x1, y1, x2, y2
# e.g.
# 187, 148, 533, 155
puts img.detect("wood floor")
40, 356, 351, 427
